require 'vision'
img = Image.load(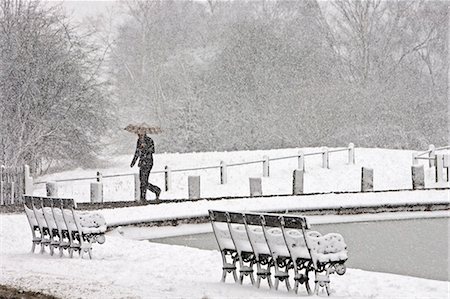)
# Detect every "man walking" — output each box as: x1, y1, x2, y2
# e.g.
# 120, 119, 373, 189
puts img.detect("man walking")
130, 132, 161, 202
